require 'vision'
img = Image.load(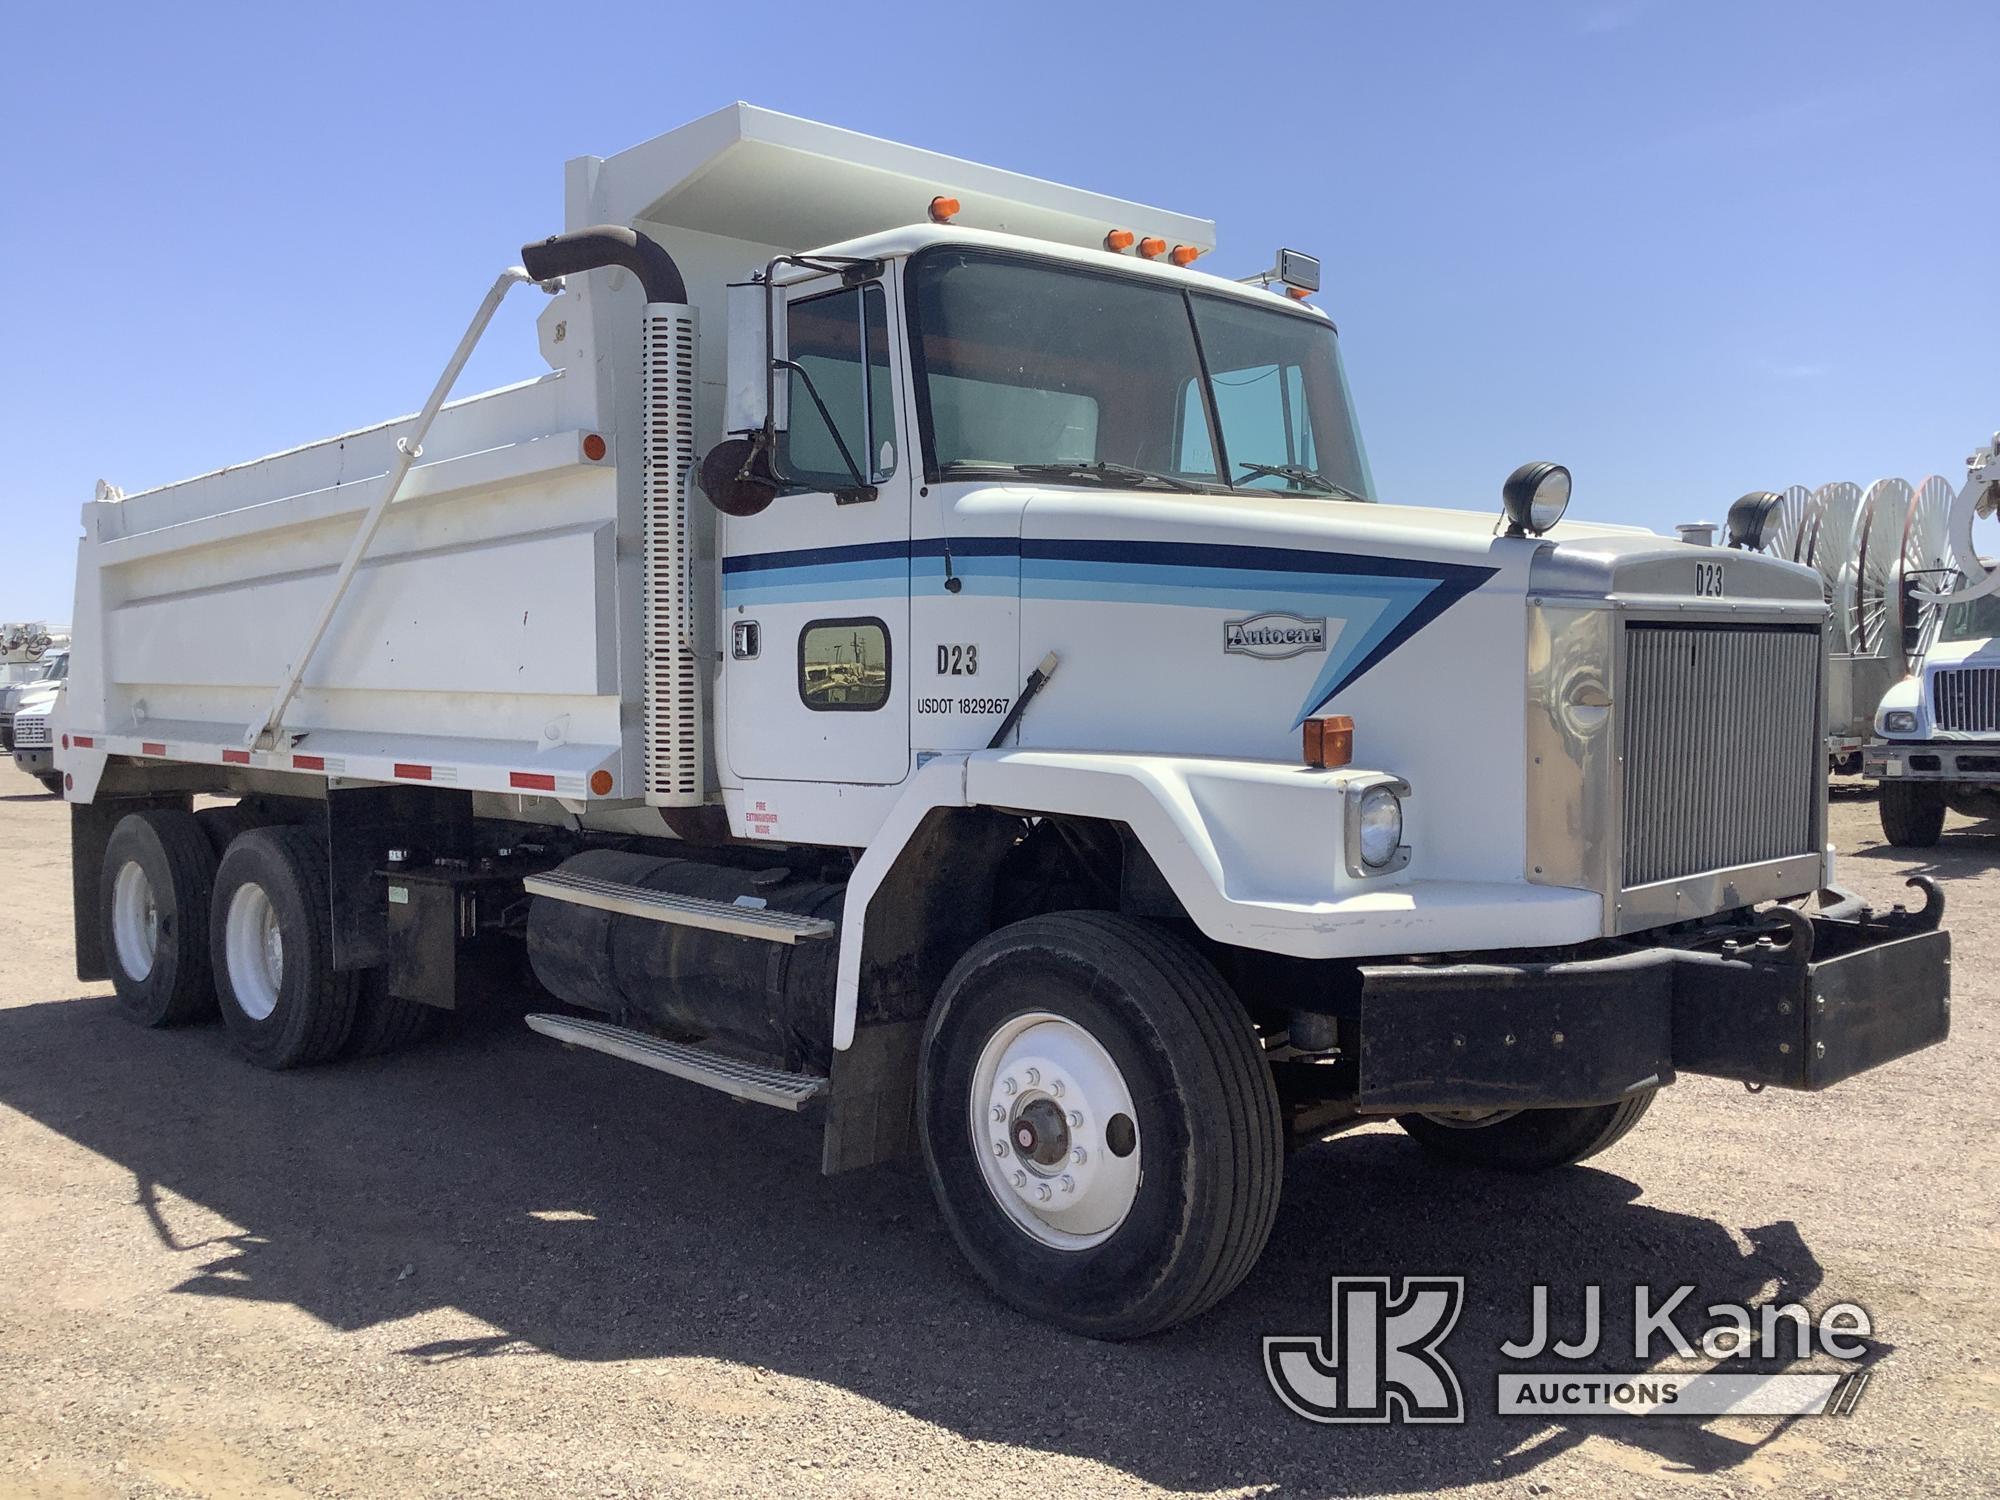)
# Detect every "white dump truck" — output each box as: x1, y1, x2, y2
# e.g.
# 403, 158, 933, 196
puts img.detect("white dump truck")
57, 105, 1950, 1336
